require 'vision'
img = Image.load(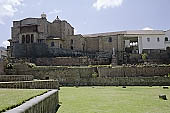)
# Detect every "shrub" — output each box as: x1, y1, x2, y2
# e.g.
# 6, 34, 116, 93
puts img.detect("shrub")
6, 63, 13, 69
92, 72, 98, 78
27, 63, 36, 68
